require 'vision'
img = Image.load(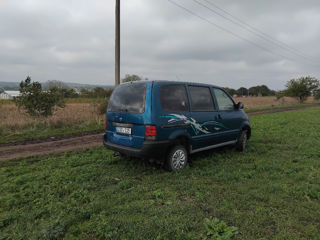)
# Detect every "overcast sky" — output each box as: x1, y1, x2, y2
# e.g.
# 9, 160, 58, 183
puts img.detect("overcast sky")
0, 0, 319, 89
